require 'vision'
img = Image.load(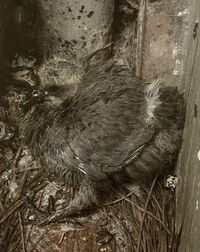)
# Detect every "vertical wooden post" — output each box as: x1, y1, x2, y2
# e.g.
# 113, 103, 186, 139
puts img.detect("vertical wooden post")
176, 1, 200, 251
136, 0, 191, 86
